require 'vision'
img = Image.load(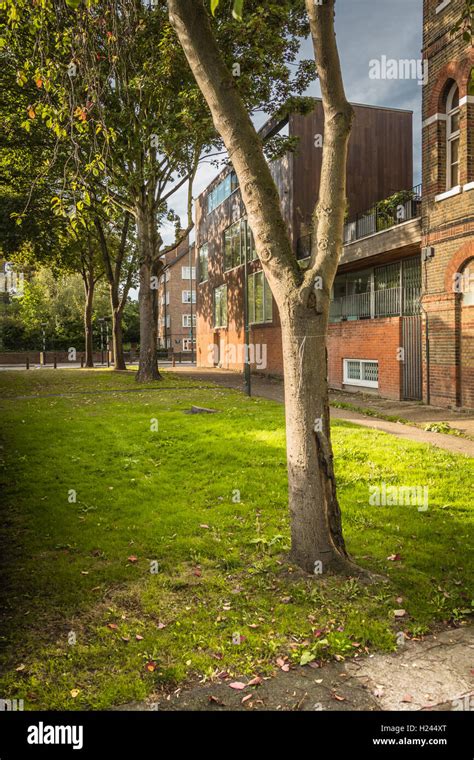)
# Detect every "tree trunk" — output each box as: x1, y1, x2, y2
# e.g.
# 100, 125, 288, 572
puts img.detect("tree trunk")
112, 304, 126, 370
168, 0, 367, 577
280, 305, 360, 575
136, 207, 161, 382
83, 277, 94, 368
